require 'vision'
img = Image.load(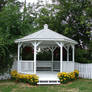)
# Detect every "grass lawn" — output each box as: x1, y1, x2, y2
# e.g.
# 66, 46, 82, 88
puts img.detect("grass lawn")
0, 79, 92, 92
